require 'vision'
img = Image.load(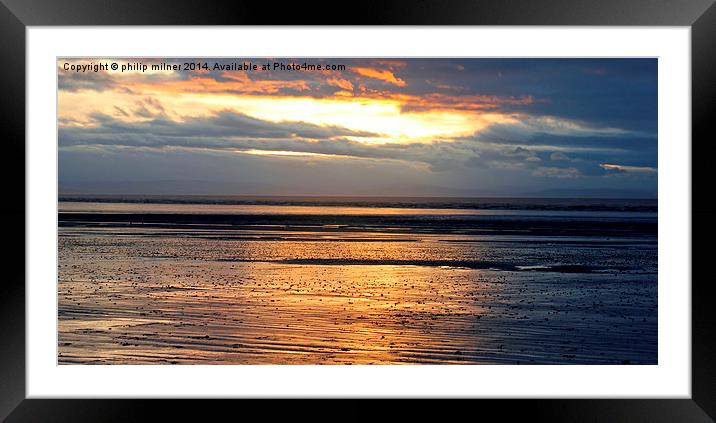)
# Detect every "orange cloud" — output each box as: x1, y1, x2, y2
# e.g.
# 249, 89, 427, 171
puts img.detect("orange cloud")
326, 77, 354, 91
352, 67, 406, 87
325, 91, 536, 113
